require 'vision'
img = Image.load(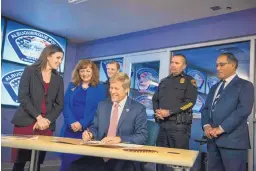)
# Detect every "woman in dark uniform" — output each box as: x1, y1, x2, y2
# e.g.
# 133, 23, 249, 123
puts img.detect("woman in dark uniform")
11, 45, 64, 171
